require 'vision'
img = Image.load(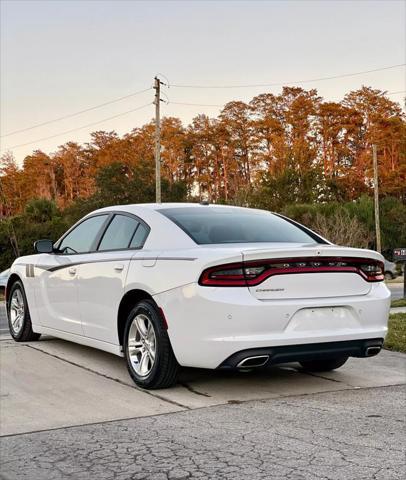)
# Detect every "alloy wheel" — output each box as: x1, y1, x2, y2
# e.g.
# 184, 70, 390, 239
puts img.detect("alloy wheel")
10, 289, 25, 335
127, 313, 157, 377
